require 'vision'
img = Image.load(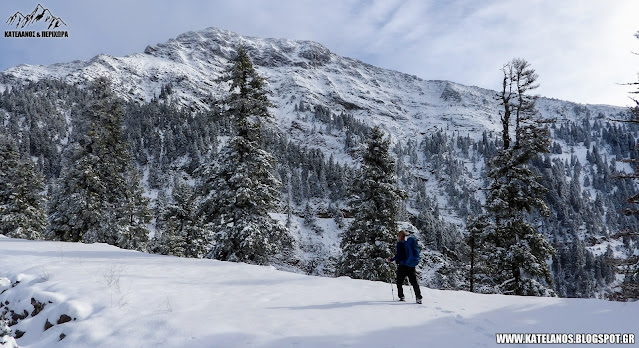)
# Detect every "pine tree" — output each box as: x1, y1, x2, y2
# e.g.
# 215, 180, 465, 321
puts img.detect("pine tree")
303, 201, 323, 234
47, 78, 150, 250
47, 141, 103, 242
199, 46, 292, 265
337, 126, 406, 281
154, 175, 208, 258
467, 214, 493, 293
0, 134, 47, 239
117, 168, 152, 251
610, 33, 639, 299
468, 59, 555, 296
